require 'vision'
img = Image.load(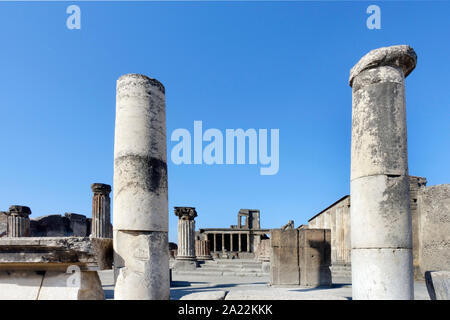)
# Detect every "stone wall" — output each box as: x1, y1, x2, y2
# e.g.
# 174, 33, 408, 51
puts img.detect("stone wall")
308, 196, 351, 267
0, 212, 7, 237
0, 212, 99, 238
29, 213, 92, 237
417, 184, 450, 277
270, 228, 331, 287
307, 177, 450, 280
